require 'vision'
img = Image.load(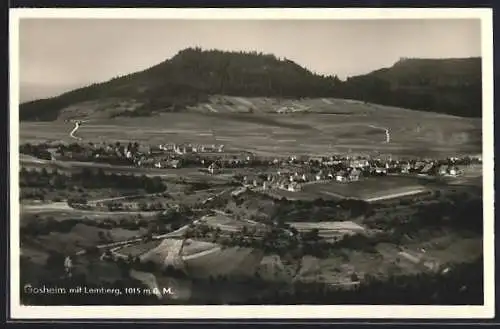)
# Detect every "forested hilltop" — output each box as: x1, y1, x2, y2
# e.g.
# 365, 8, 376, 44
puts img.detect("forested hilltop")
340, 57, 482, 118
20, 48, 482, 121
